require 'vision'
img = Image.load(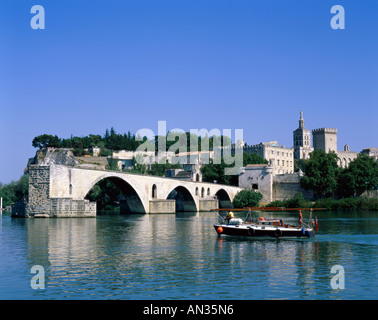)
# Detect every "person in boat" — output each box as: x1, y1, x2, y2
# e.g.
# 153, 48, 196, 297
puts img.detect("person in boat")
225, 211, 234, 224
298, 210, 303, 228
